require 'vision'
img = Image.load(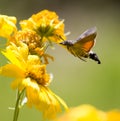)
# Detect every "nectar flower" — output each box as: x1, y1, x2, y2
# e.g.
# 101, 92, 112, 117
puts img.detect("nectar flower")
0, 15, 17, 39
20, 10, 66, 43
0, 42, 68, 119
